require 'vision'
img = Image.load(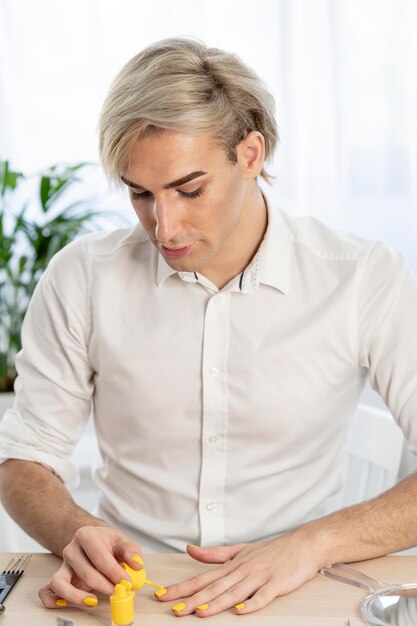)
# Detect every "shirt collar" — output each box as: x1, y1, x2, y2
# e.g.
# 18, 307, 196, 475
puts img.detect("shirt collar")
258, 194, 292, 294
156, 191, 292, 294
